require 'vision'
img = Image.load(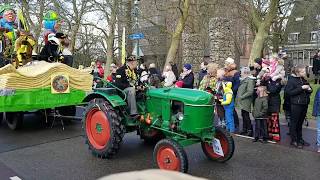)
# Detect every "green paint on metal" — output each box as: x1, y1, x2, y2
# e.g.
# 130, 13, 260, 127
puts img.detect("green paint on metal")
147, 88, 213, 105
0, 87, 86, 112
179, 105, 214, 134
95, 123, 103, 133
91, 89, 126, 107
